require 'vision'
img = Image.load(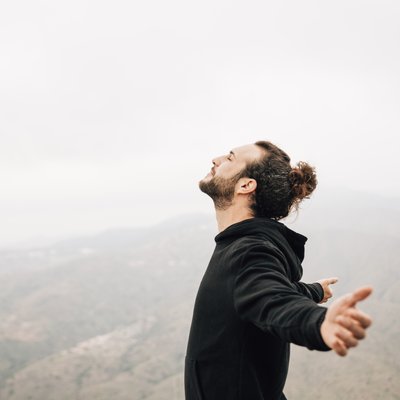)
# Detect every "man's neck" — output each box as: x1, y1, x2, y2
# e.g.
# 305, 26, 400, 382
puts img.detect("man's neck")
215, 206, 254, 233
